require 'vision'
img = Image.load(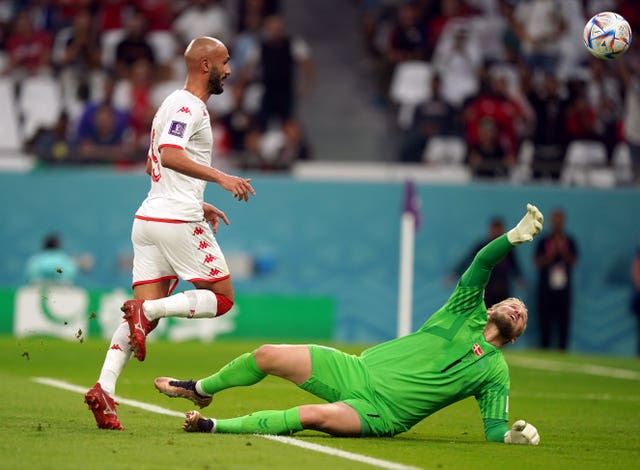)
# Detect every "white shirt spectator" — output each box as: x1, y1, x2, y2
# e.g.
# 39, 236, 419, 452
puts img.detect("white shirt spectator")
173, 0, 231, 46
